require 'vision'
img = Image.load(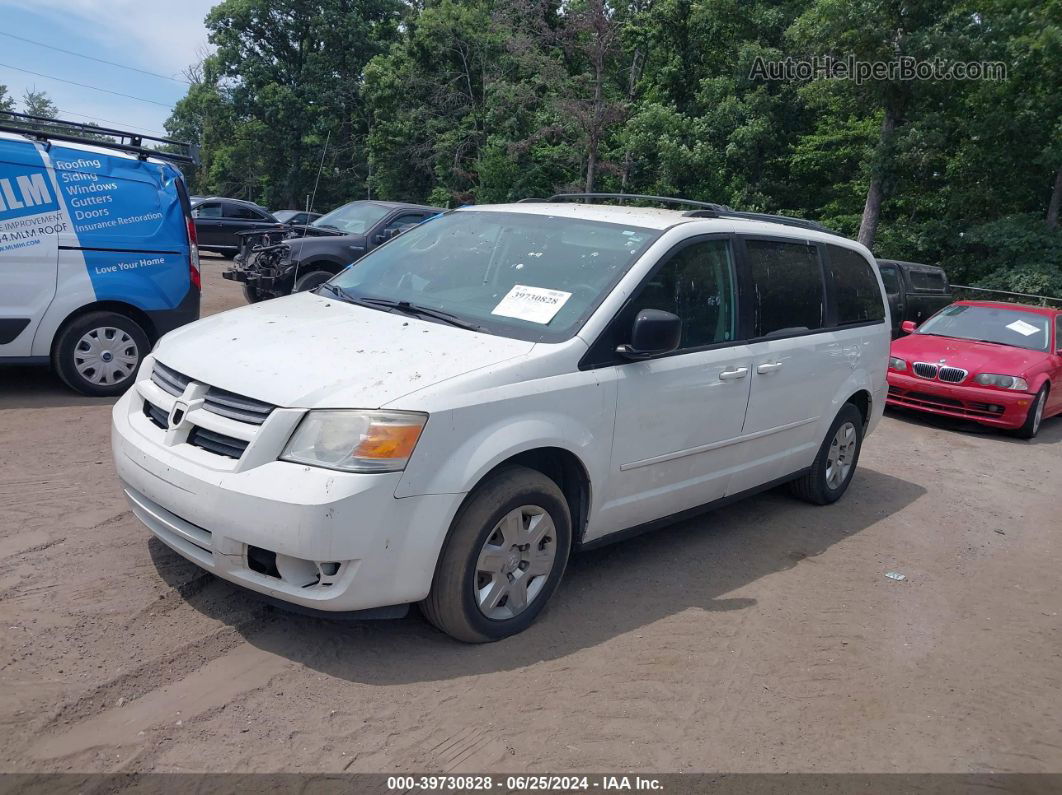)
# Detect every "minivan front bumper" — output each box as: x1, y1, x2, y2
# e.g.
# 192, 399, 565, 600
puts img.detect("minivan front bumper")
111, 386, 463, 612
